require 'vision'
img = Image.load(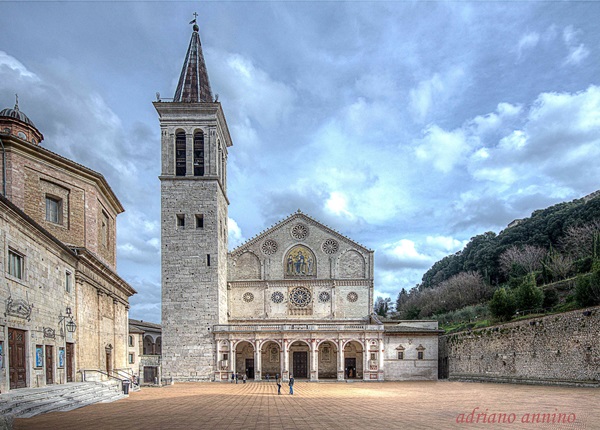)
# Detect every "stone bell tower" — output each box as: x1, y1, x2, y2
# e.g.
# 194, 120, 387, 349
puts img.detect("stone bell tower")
154, 19, 232, 382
